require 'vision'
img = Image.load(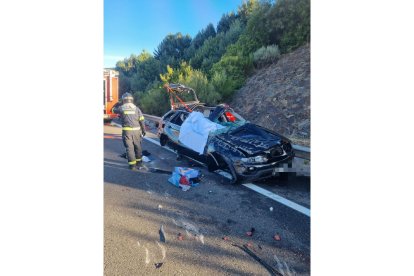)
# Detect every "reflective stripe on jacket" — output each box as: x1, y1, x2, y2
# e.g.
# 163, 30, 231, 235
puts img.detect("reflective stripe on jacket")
114, 103, 144, 129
